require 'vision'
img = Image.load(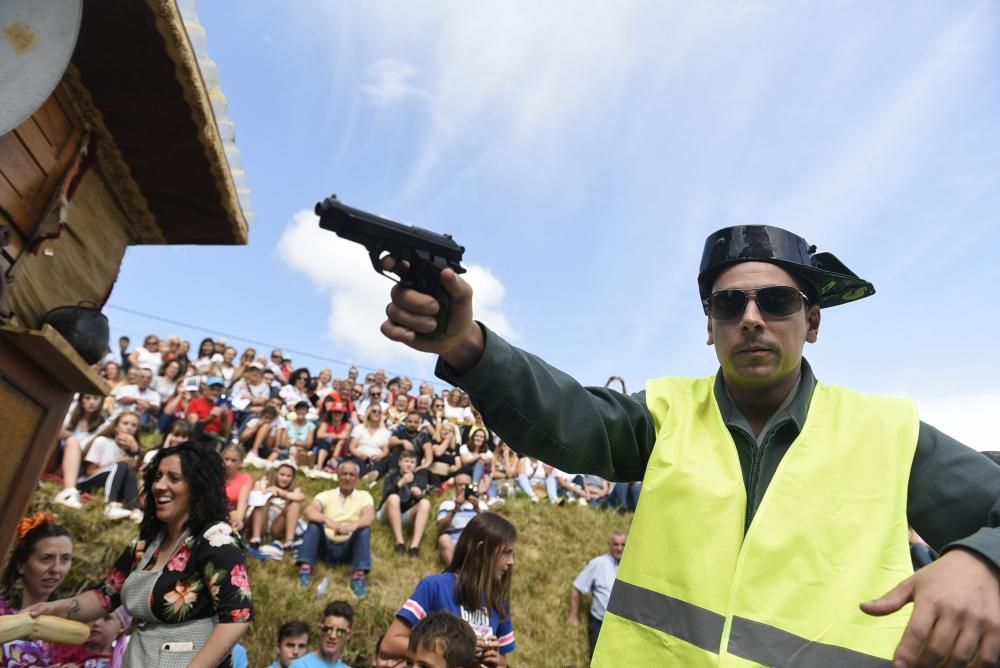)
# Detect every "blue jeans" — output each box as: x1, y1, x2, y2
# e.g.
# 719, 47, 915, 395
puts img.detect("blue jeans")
297, 523, 372, 572
608, 481, 642, 511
